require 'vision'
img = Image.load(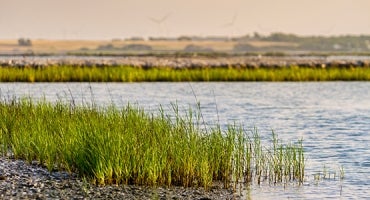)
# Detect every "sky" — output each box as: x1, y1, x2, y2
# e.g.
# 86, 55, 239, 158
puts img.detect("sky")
1, 0, 370, 40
